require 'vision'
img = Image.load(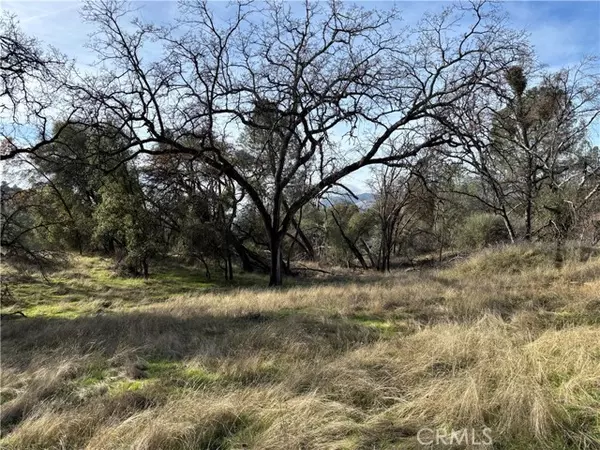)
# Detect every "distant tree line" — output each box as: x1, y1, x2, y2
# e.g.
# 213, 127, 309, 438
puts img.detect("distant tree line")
1, 1, 598, 285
